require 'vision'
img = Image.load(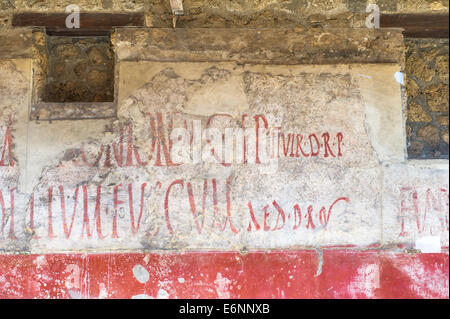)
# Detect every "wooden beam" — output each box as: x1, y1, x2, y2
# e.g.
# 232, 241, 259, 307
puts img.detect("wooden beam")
381, 14, 449, 38
12, 12, 145, 36
45, 28, 112, 37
